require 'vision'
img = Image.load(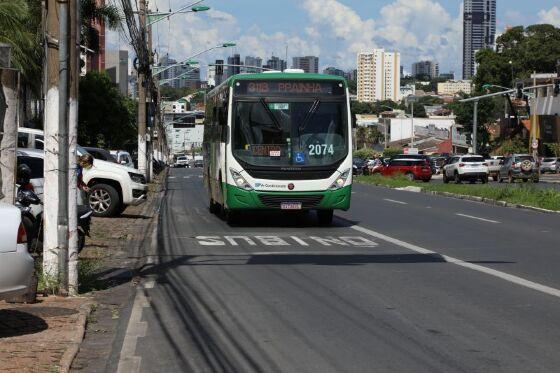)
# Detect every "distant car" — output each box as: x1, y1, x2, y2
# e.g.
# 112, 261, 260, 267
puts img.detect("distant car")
175, 156, 189, 168
443, 155, 489, 184
540, 157, 558, 174
352, 158, 369, 176
373, 158, 432, 182
110, 150, 134, 169
430, 157, 447, 175
84, 147, 118, 163
498, 154, 539, 183
485, 156, 505, 181
0, 203, 34, 301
